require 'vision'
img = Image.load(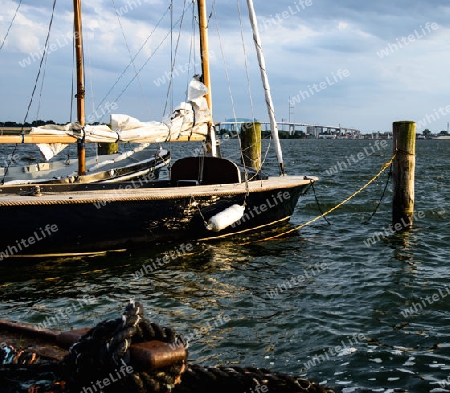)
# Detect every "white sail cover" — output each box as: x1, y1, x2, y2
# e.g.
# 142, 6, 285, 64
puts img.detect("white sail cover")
31, 78, 211, 160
